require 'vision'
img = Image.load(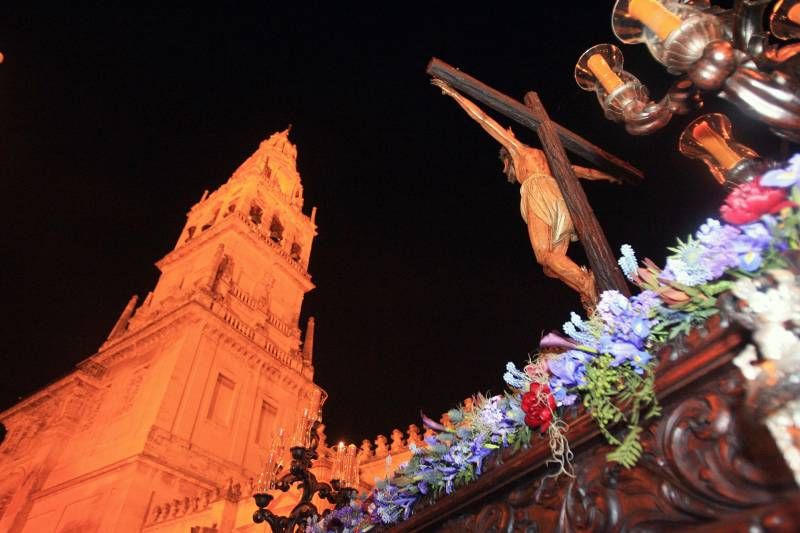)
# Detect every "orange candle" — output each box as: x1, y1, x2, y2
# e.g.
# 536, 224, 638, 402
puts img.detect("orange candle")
692, 122, 742, 169
629, 0, 682, 41
587, 54, 624, 93
789, 4, 800, 25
